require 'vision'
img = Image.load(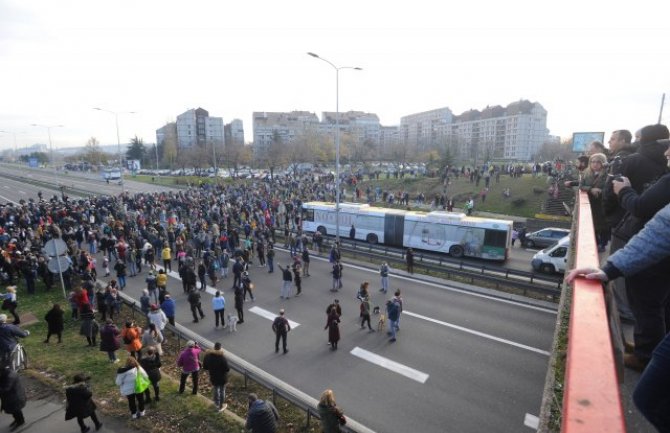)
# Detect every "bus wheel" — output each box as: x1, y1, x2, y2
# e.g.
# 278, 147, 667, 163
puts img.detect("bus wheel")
449, 245, 465, 258
317, 226, 327, 236
366, 234, 378, 245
